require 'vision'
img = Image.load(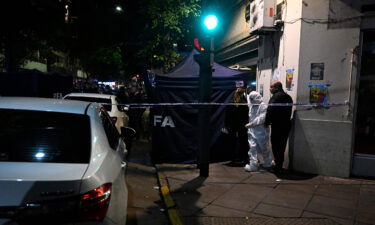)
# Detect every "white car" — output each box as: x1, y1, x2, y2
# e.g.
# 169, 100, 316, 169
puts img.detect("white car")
63, 93, 129, 133
0, 97, 133, 225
